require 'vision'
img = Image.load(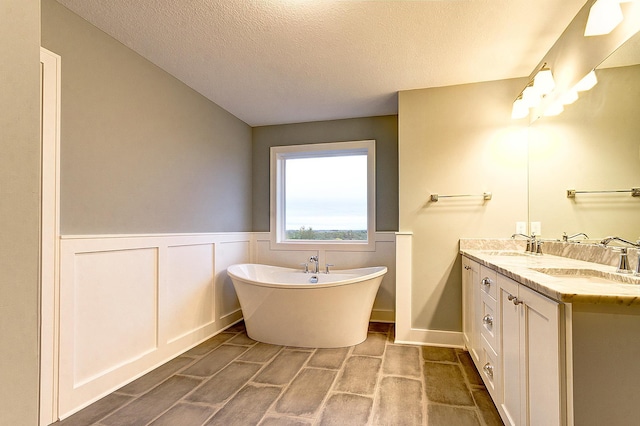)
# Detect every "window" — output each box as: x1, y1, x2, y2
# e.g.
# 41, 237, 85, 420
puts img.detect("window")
270, 140, 376, 250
